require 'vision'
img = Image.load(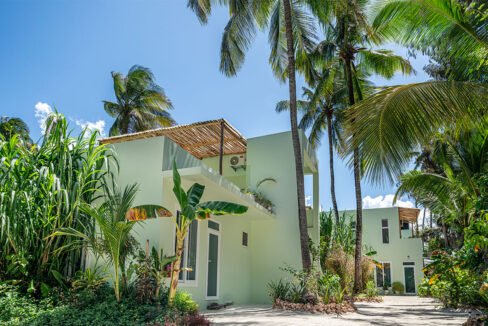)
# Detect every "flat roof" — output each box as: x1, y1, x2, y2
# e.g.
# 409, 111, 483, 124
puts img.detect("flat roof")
99, 119, 247, 159
341, 206, 421, 222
